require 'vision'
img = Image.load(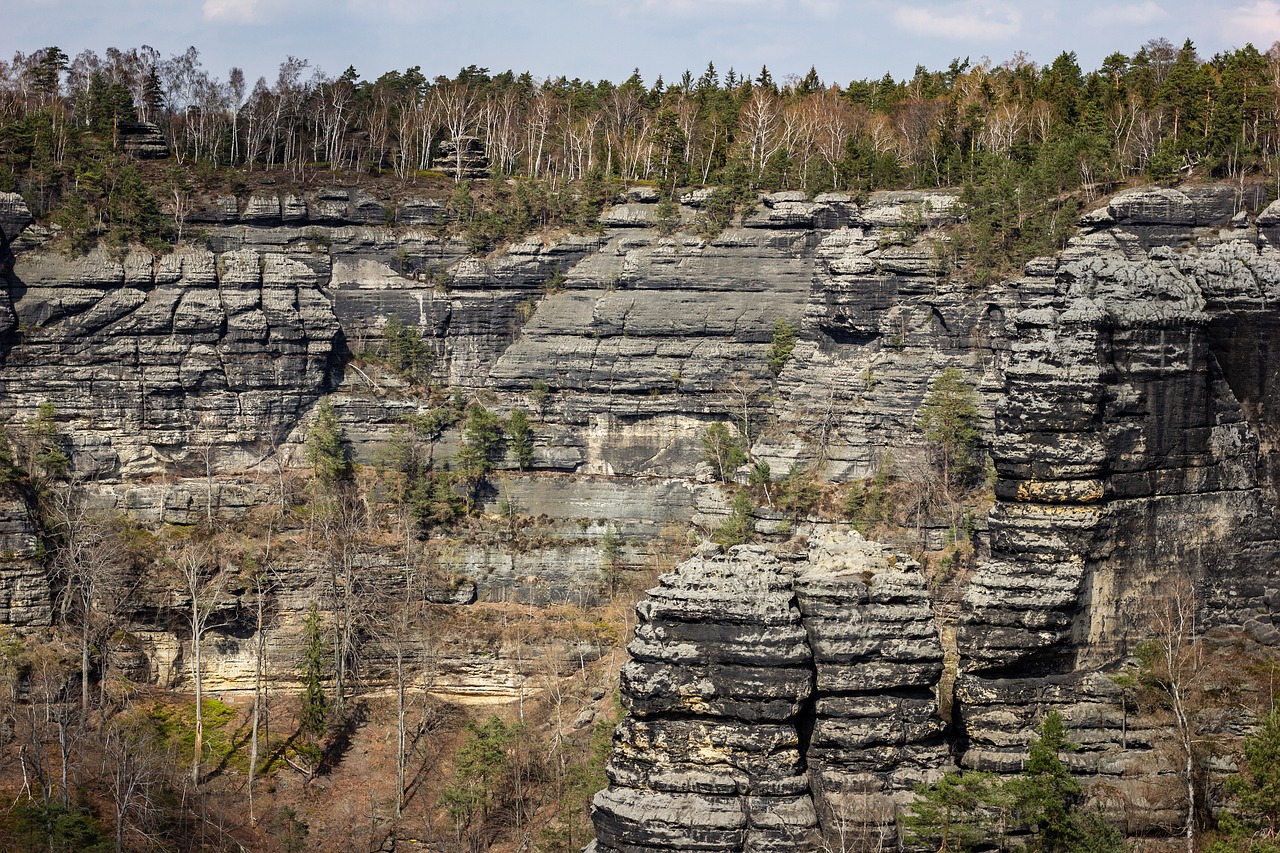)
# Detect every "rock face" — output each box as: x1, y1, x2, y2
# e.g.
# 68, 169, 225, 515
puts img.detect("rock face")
2, 180, 1280, 841
592, 533, 943, 852
0, 244, 340, 481
594, 544, 820, 853
796, 536, 947, 848
593, 185, 1280, 848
